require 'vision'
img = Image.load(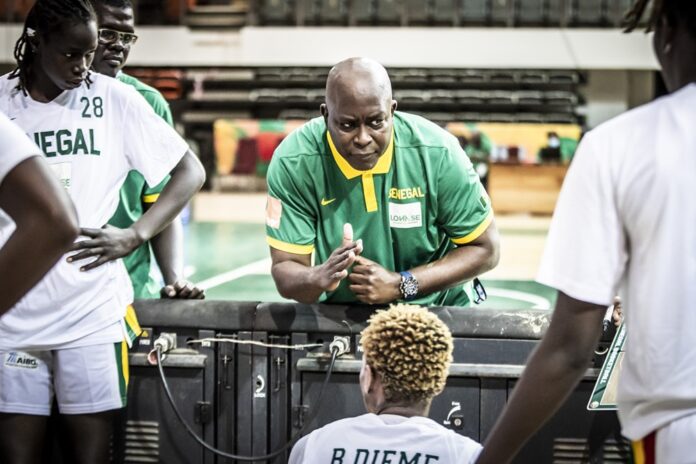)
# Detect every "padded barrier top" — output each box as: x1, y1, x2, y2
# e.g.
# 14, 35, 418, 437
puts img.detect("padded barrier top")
133, 300, 551, 340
